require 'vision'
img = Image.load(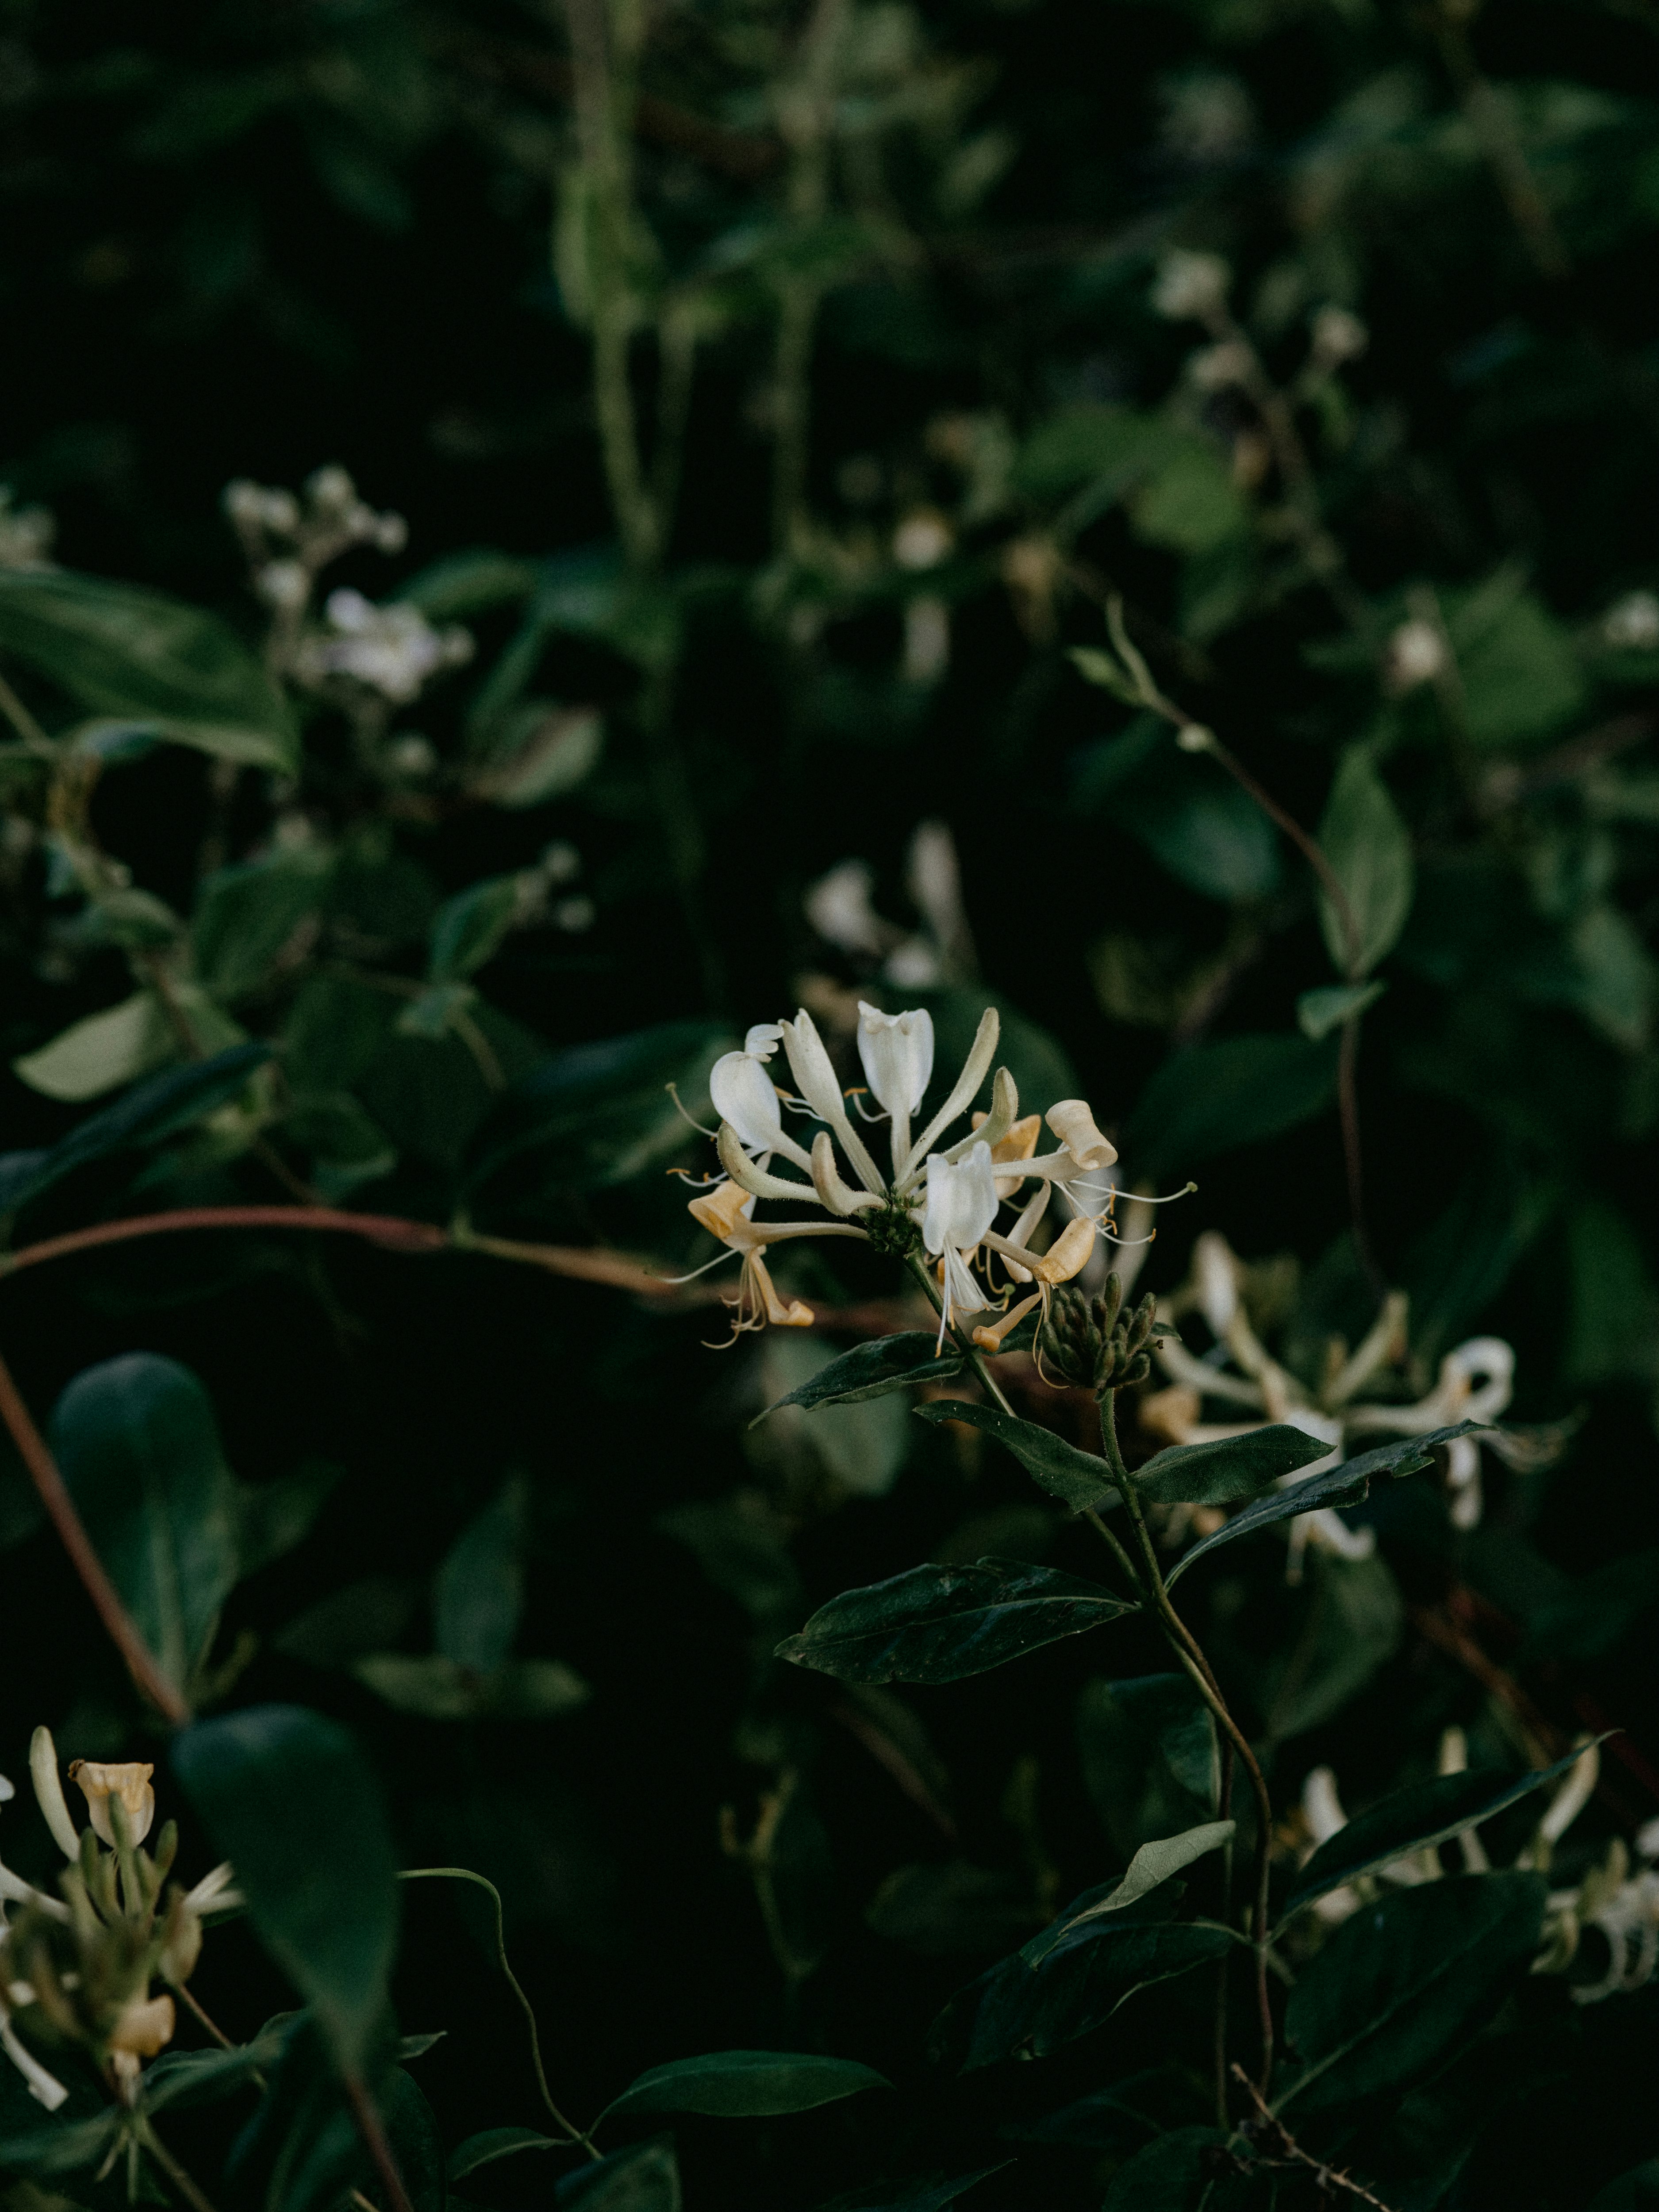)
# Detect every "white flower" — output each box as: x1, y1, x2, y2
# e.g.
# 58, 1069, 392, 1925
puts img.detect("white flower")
1602, 591, 1659, 651
1385, 618, 1446, 692
1310, 306, 1368, 366
685, 1001, 1124, 1347
709, 1025, 793, 1157
1152, 250, 1230, 322
300, 591, 473, 705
